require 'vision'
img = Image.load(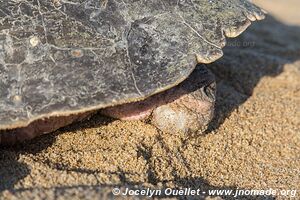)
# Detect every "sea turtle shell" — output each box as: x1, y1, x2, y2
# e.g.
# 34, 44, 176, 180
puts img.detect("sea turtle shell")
0, 0, 265, 130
